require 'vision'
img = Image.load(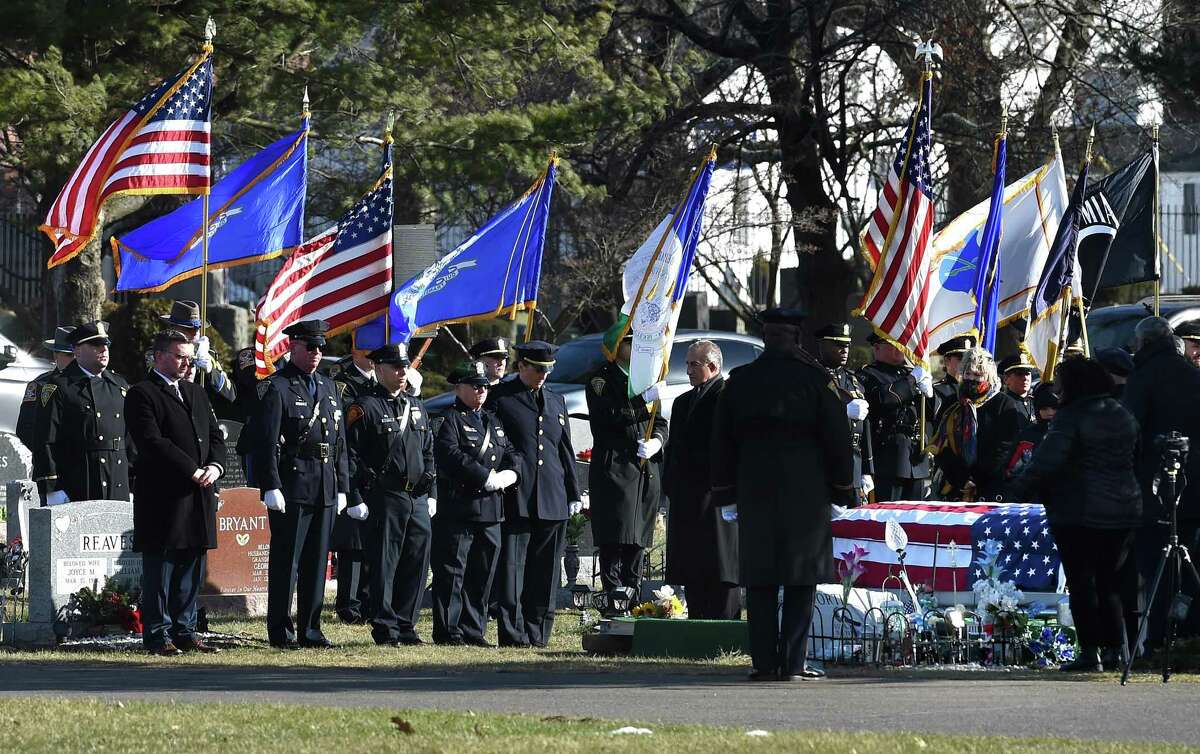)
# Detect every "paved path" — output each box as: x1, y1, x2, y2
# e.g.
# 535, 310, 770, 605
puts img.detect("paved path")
2, 662, 1197, 744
